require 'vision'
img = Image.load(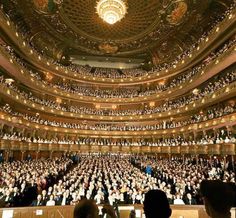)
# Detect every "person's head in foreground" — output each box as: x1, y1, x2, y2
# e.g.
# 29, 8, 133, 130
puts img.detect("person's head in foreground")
200, 180, 235, 218
143, 190, 172, 218
74, 199, 117, 218
74, 200, 99, 218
